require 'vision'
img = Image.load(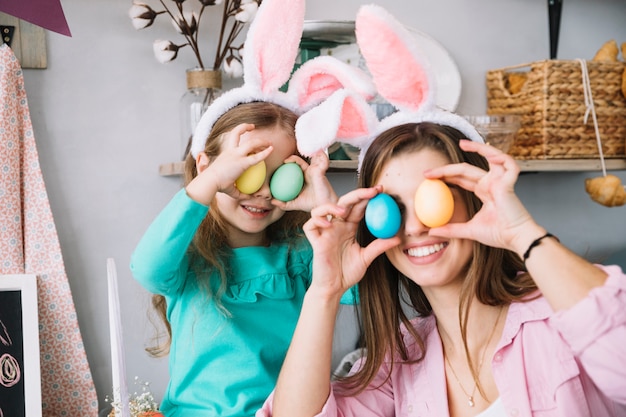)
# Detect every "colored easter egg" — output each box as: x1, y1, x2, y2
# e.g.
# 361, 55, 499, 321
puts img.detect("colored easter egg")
365, 193, 401, 239
235, 160, 266, 194
414, 179, 454, 228
270, 162, 304, 202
